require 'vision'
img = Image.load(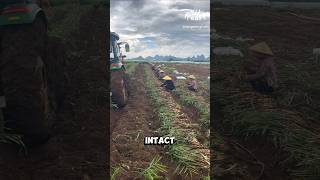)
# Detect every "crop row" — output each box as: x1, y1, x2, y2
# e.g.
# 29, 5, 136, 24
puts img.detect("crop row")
144, 64, 209, 179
